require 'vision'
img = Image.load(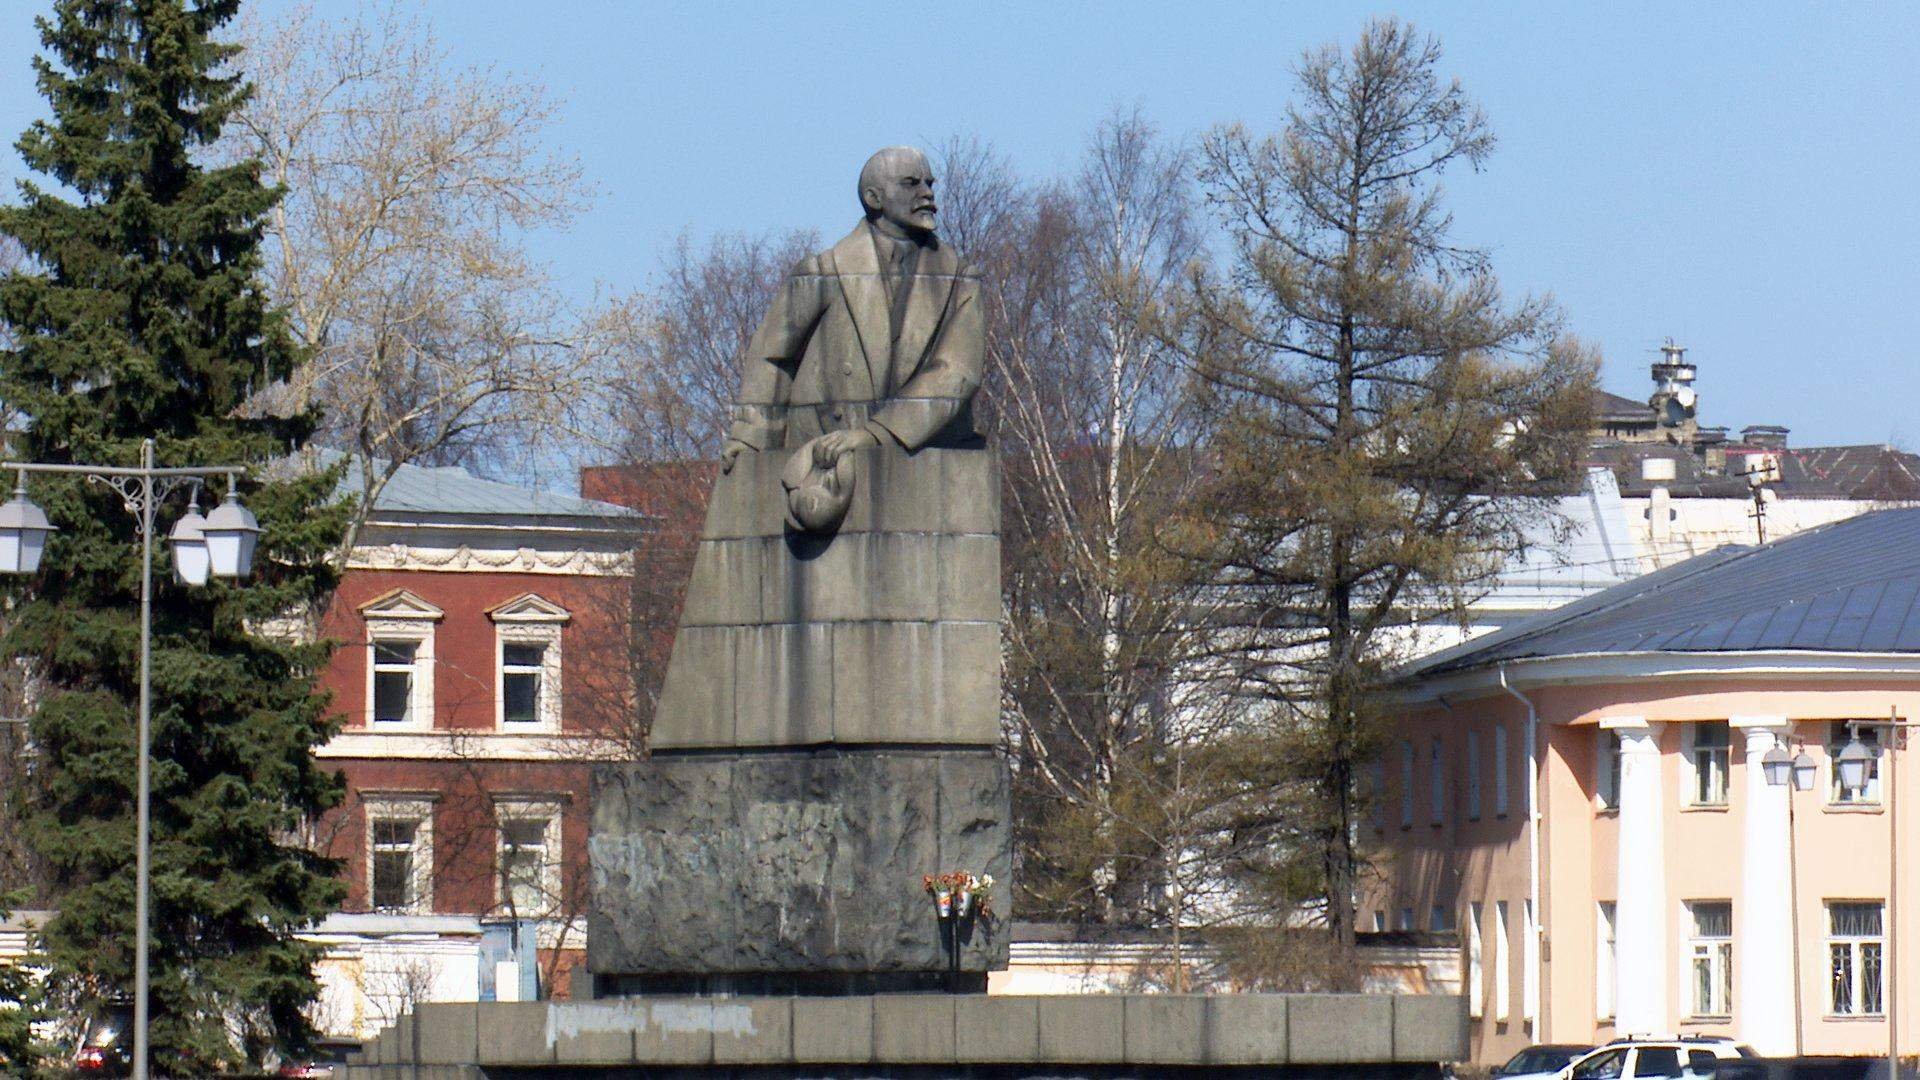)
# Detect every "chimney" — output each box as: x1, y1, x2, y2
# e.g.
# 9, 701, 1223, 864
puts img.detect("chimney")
1741, 424, 1790, 451
1642, 457, 1676, 544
